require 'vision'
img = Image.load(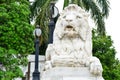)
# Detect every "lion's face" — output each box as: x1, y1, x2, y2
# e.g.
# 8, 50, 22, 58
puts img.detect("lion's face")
55, 4, 89, 39
61, 11, 85, 37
